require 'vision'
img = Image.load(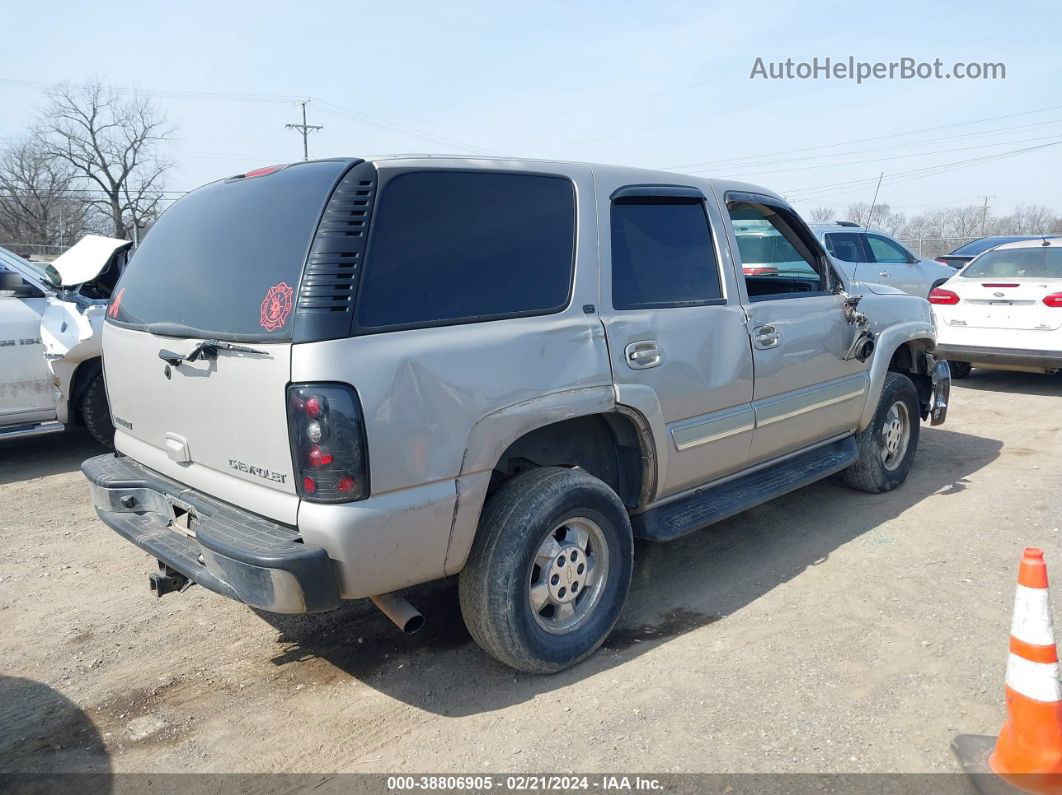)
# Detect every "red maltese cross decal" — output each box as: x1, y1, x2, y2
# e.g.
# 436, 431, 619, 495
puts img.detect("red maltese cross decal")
259, 282, 294, 332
